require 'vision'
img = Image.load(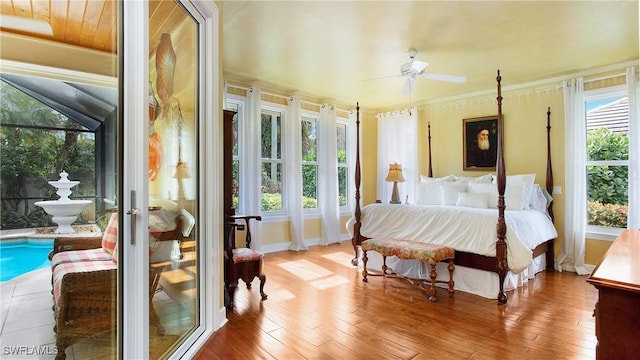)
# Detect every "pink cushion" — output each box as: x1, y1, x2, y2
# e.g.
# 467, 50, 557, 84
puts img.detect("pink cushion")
51, 248, 112, 270
101, 213, 118, 254
52, 260, 117, 308
112, 242, 118, 263
232, 248, 263, 263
